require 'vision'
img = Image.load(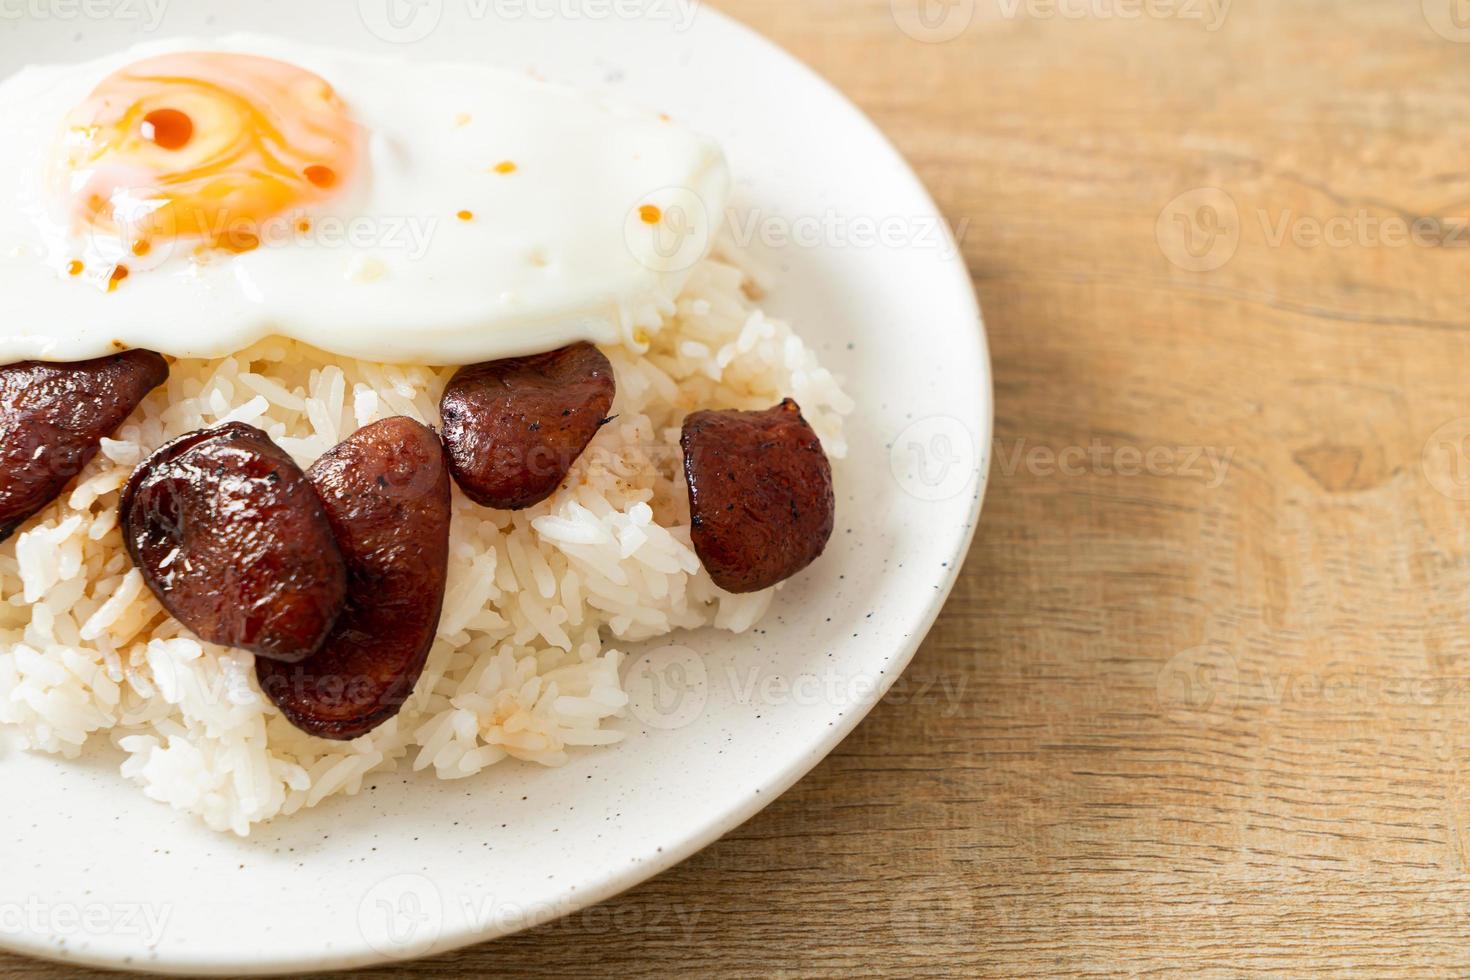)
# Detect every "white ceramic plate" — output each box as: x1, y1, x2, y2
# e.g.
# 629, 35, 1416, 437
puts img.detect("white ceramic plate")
0, 1, 991, 973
